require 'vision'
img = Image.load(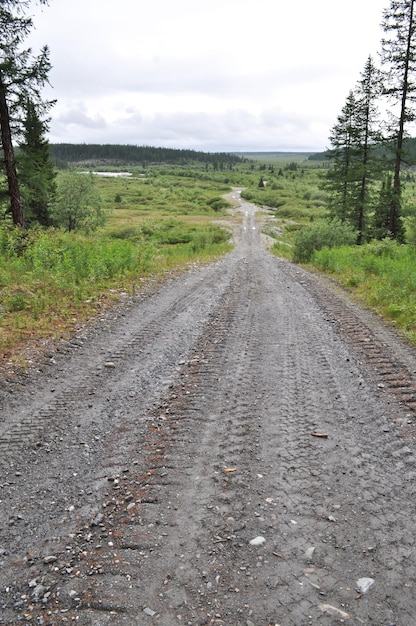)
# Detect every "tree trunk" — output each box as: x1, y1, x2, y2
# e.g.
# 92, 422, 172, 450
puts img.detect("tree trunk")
0, 70, 25, 228
389, 0, 415, 240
